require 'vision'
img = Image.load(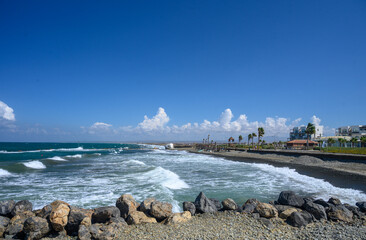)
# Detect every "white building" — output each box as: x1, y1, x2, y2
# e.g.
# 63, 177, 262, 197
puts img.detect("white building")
289, 125, 324, 140
336, 125, 366, 139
